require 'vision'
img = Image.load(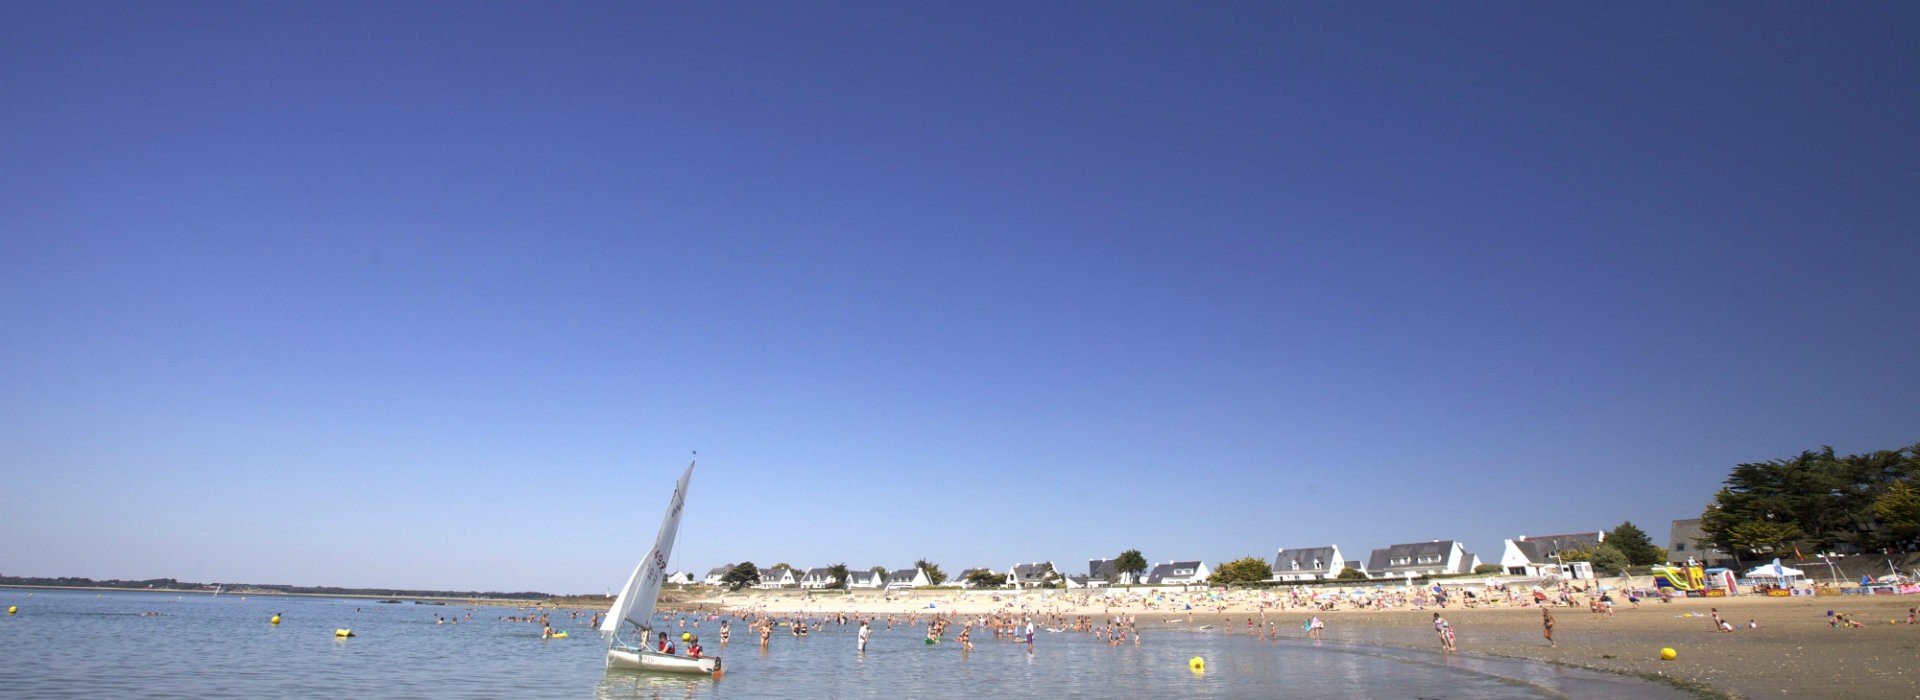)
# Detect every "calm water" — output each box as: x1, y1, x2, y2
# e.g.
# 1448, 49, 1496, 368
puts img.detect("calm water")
1, 589, 1687, 699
